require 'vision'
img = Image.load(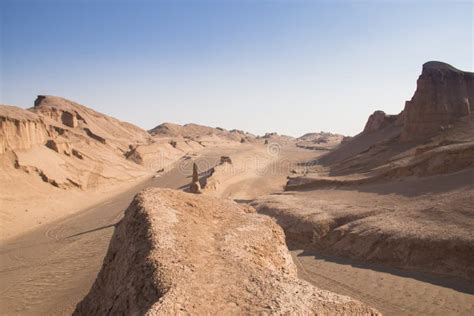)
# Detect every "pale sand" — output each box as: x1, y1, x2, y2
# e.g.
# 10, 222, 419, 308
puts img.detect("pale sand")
0, 144, 473, 315
292, 250, 474, 315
